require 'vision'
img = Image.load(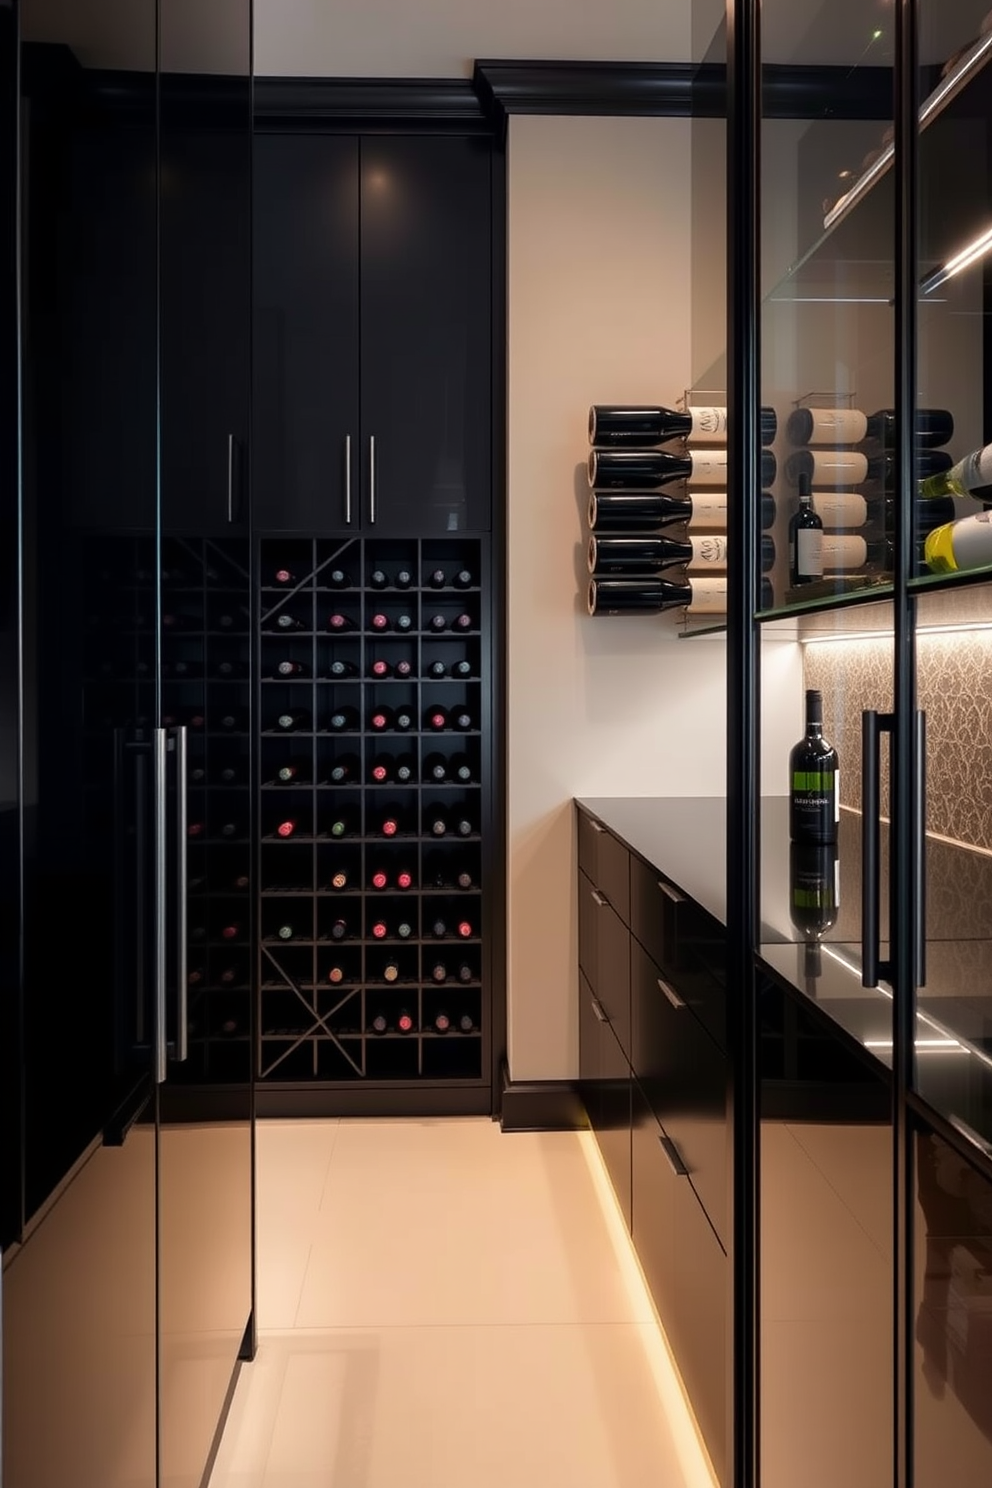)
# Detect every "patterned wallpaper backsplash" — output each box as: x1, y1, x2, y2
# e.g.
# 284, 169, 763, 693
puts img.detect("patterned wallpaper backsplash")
805, 630, 992, 854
